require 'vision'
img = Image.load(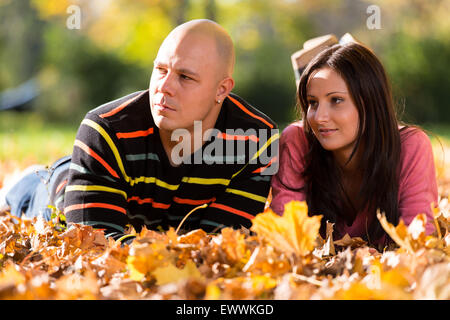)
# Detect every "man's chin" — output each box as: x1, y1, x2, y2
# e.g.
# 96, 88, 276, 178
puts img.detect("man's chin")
154, 117, 181, 132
